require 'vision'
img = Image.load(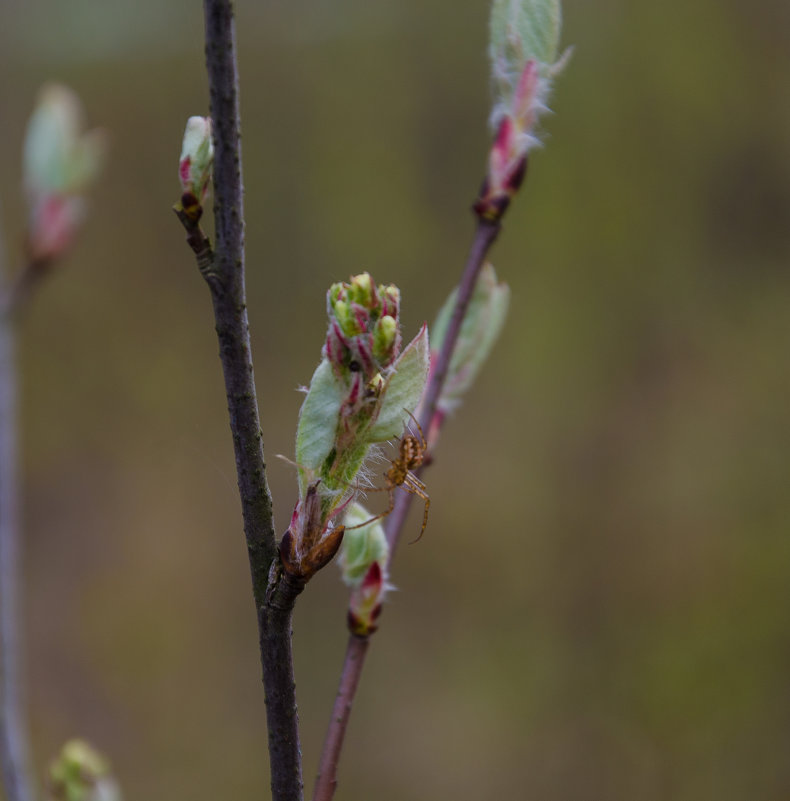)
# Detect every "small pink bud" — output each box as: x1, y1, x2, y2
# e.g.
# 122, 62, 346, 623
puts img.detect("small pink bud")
475, 59, 545, 221
178, 116, 214, 219
347, 562, 387, 636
